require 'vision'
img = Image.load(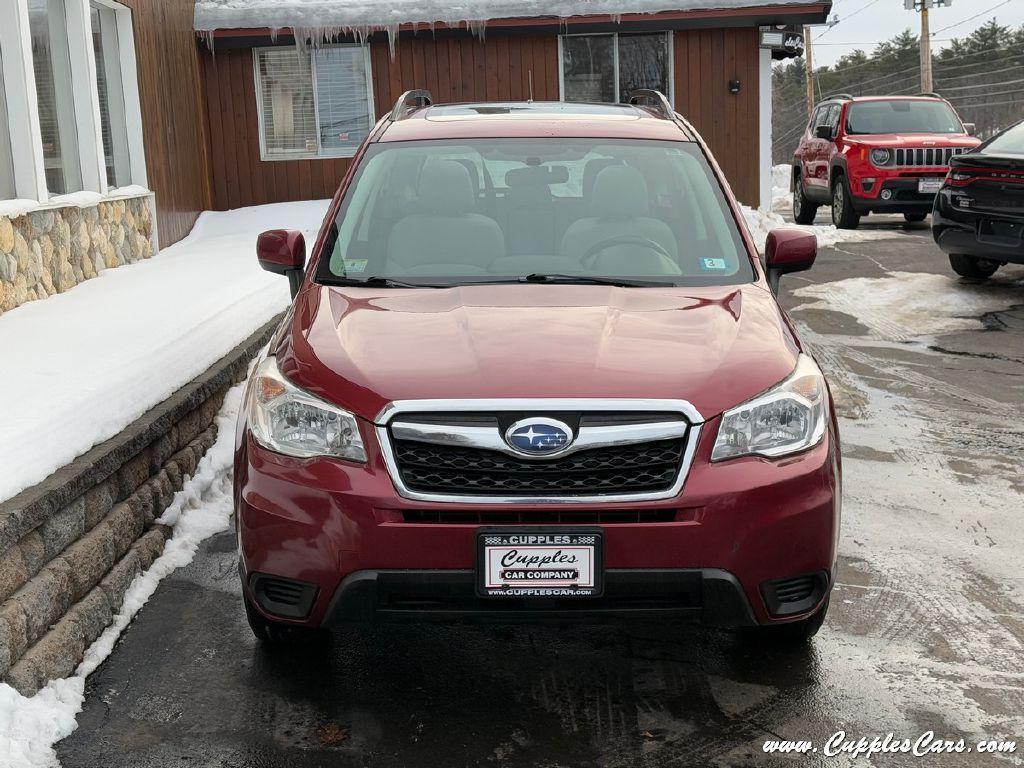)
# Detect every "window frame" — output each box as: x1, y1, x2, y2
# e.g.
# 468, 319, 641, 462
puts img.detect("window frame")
557, 32, 674, 106
0, 0, 146, 202
253, 43, 376, 162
